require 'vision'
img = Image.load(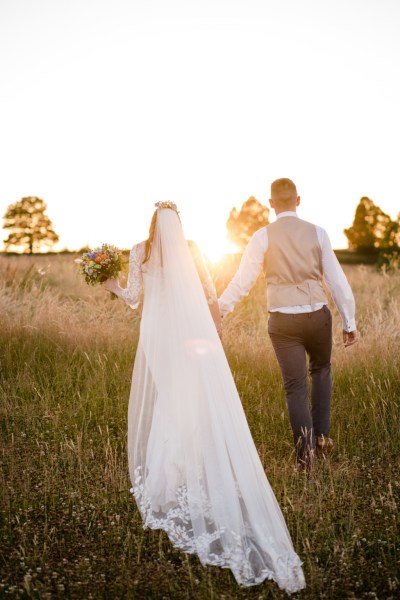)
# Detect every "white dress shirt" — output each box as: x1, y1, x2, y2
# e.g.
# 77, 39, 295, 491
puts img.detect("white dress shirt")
219, 212, 356, 332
